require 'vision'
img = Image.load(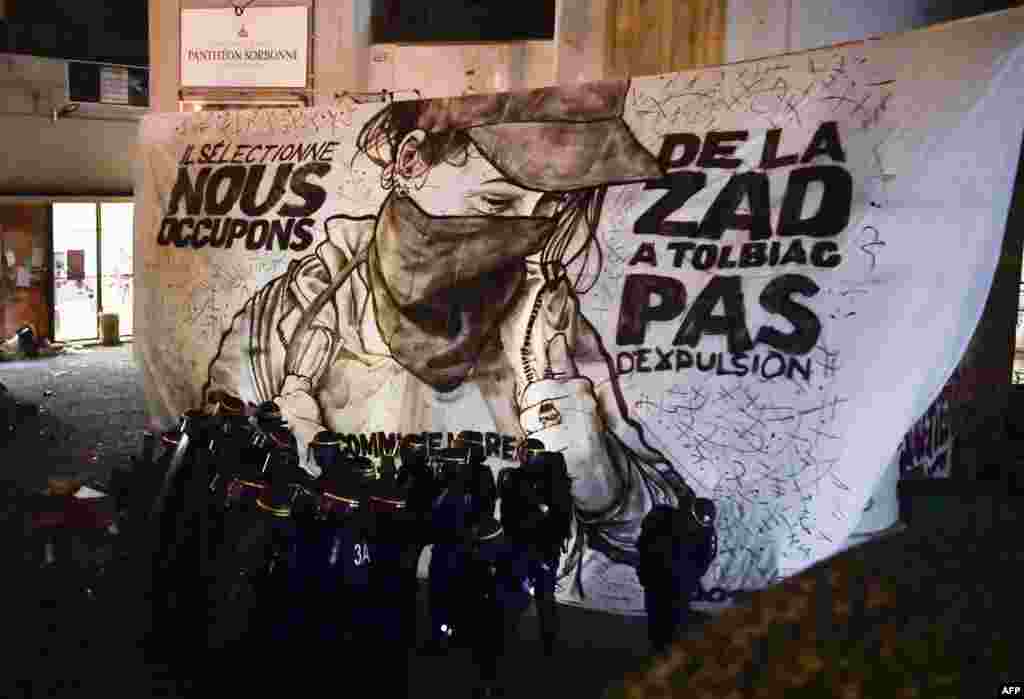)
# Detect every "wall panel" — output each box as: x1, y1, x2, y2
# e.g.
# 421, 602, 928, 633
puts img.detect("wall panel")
386, 41, 556, 98
0, 204, 49, 339
0, 54, 138, 195
608, 0, 726, 78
